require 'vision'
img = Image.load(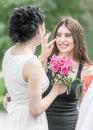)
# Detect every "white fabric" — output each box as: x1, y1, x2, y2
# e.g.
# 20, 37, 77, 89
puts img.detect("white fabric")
2, 48, 49, 130
75, 80, 93, 130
